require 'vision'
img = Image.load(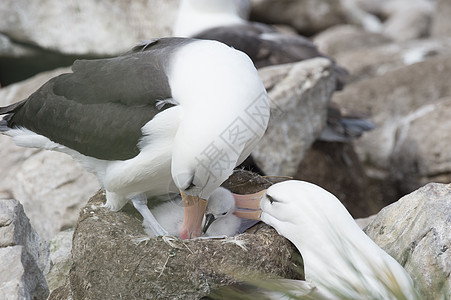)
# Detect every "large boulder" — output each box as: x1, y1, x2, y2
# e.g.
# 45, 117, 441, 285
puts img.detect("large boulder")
250, 0, 348, 36
252, 58, 336, 176
0, 0, 179, 56
390, 98, 451, 195
365, 183, 451, 299
431, 0, 451, 37
314, 25, 392, 57
332, 55, 451, 173
335, 37, 451, 83
380, 0, 434, 42
0, 199, 50, 299
0, 69, 100, 240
